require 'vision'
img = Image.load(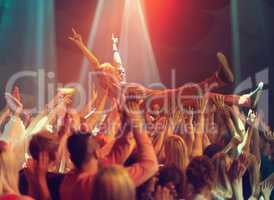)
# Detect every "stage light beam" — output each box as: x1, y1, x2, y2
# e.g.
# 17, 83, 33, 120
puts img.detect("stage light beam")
79, 0, 160, 89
